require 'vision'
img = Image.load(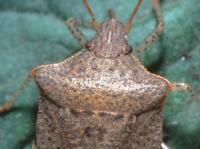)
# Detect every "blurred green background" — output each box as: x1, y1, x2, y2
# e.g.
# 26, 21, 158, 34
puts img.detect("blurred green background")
0, 0, 199, 148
